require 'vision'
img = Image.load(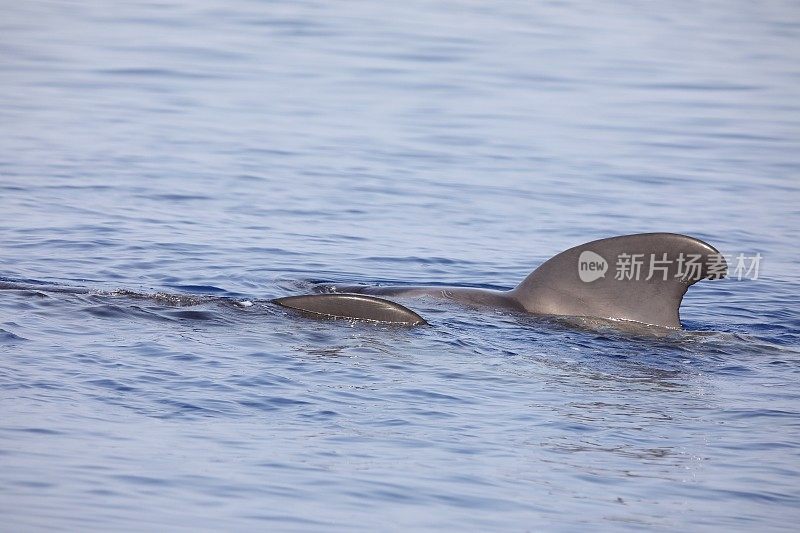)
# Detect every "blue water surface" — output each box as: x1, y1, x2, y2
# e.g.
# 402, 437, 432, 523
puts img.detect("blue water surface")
1, 1, 799, 530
